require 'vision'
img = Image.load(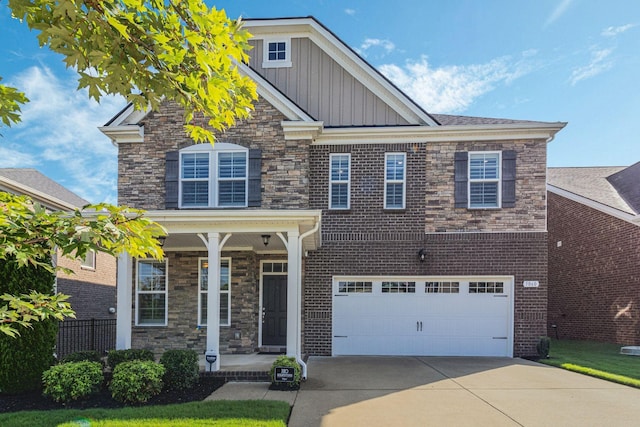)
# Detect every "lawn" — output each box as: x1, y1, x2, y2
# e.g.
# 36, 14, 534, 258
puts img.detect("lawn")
0, 400, 290, 427
540, 339, 640, 388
